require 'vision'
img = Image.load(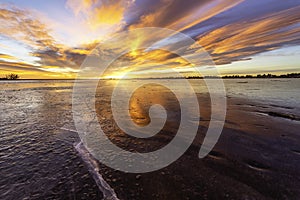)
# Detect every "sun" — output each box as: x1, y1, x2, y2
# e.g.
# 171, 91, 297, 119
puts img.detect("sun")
130, 50, 138, 57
